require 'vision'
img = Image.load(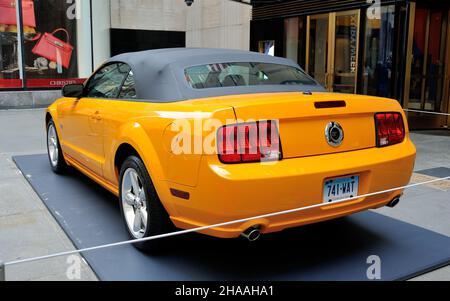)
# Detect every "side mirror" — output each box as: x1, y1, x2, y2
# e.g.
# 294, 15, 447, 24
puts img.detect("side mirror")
62, 84, 84, 98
